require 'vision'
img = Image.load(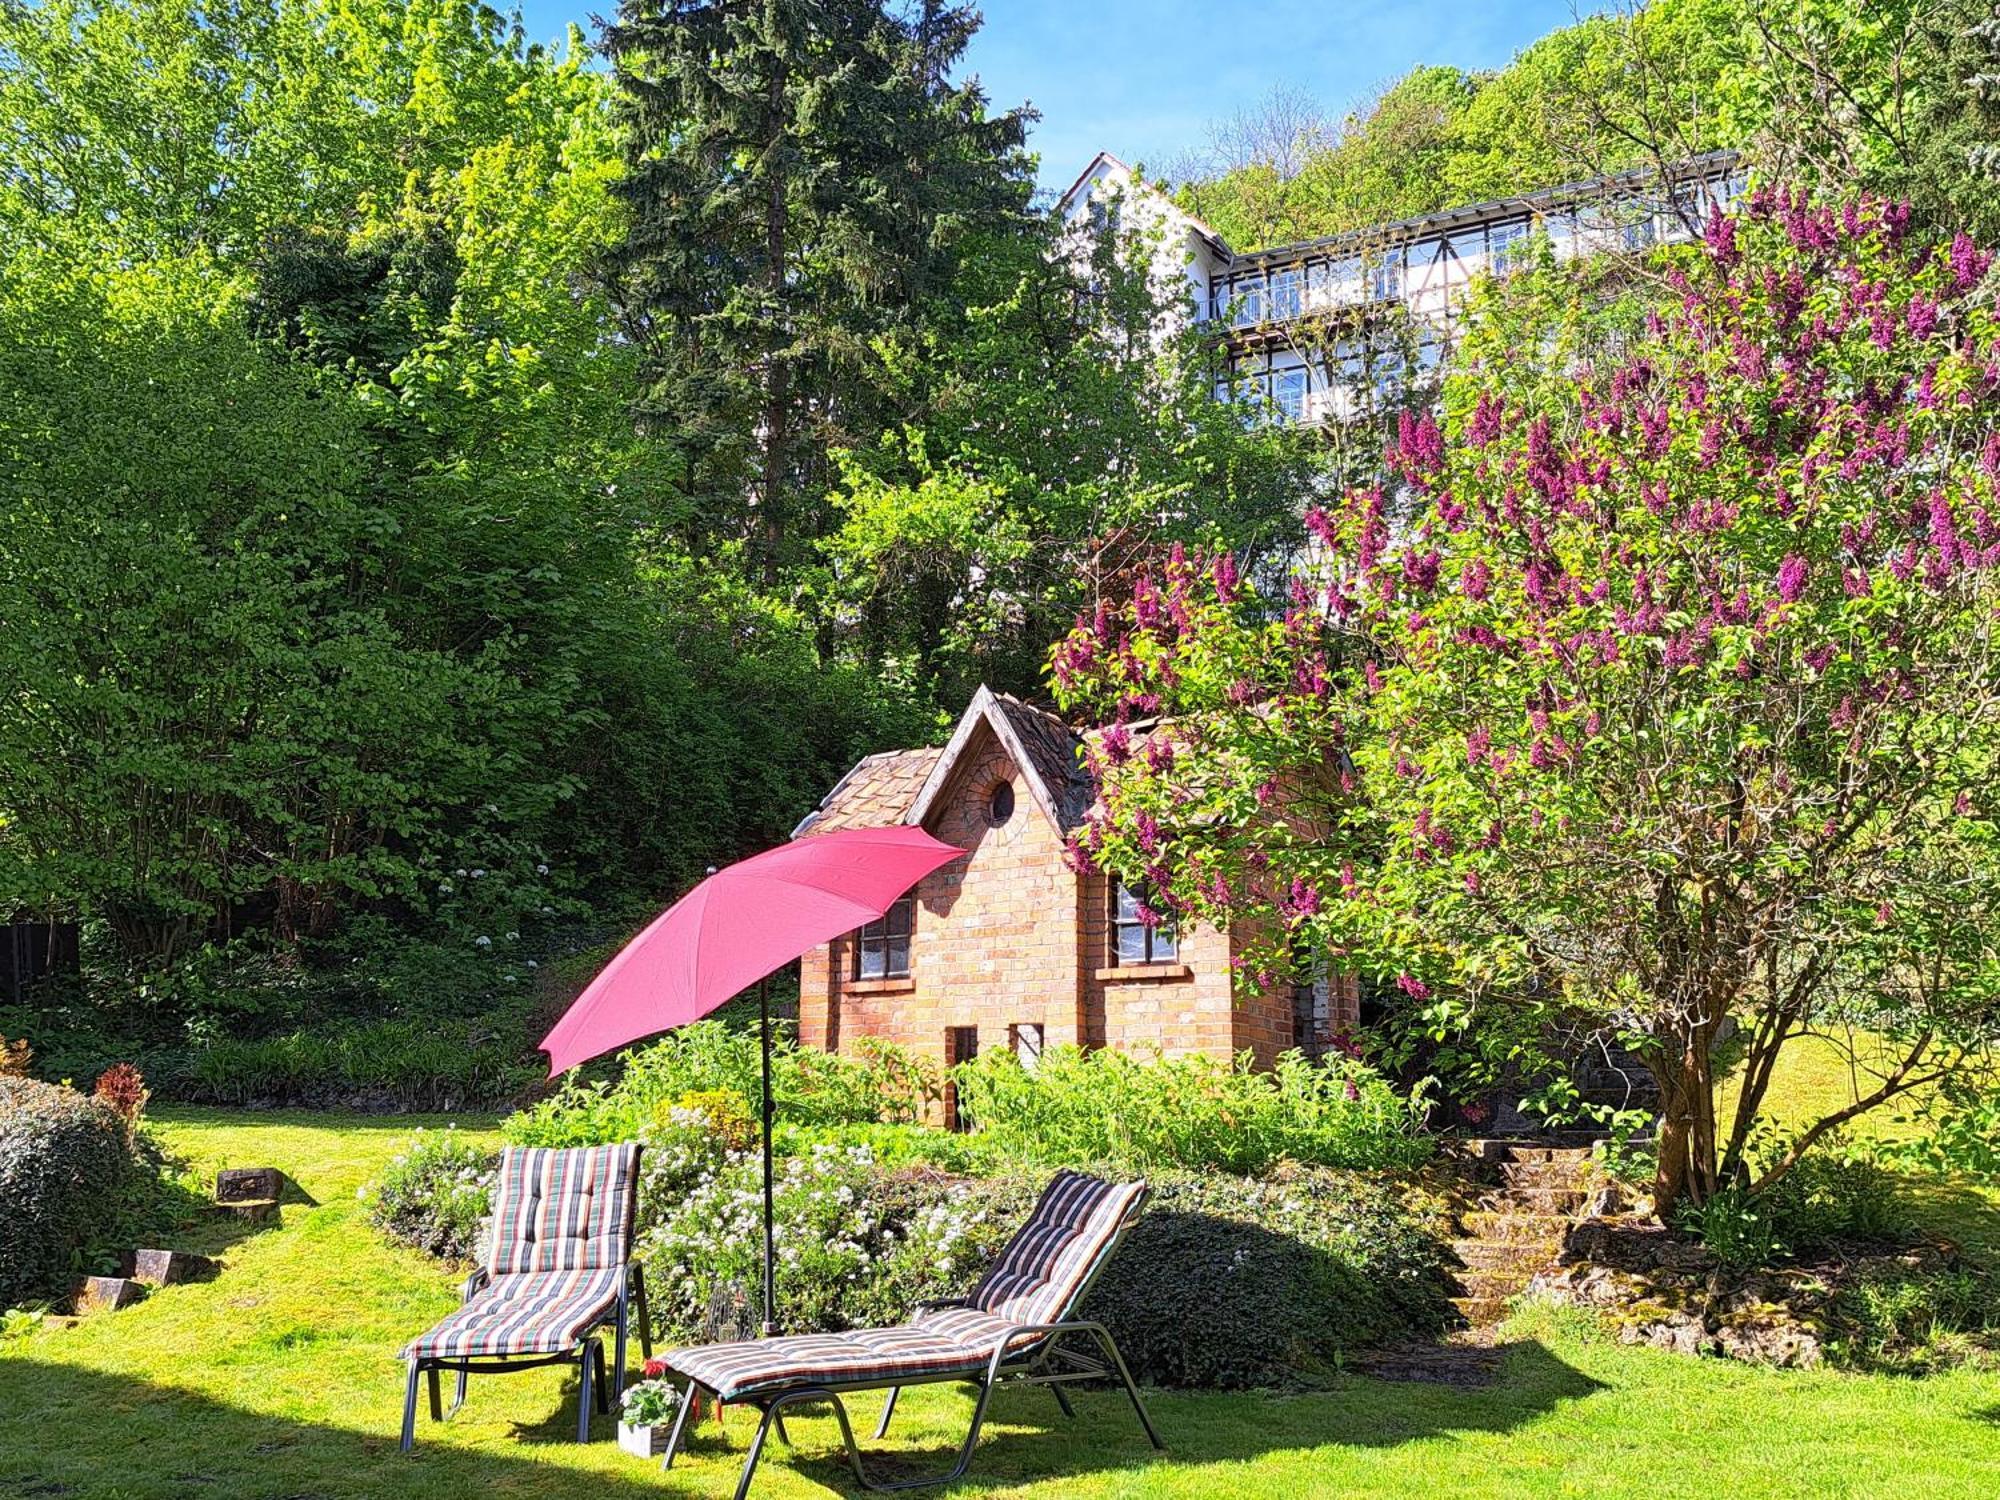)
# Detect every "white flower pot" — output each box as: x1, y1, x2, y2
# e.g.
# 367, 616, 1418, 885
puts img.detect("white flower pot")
619, 1420, 672, 1459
